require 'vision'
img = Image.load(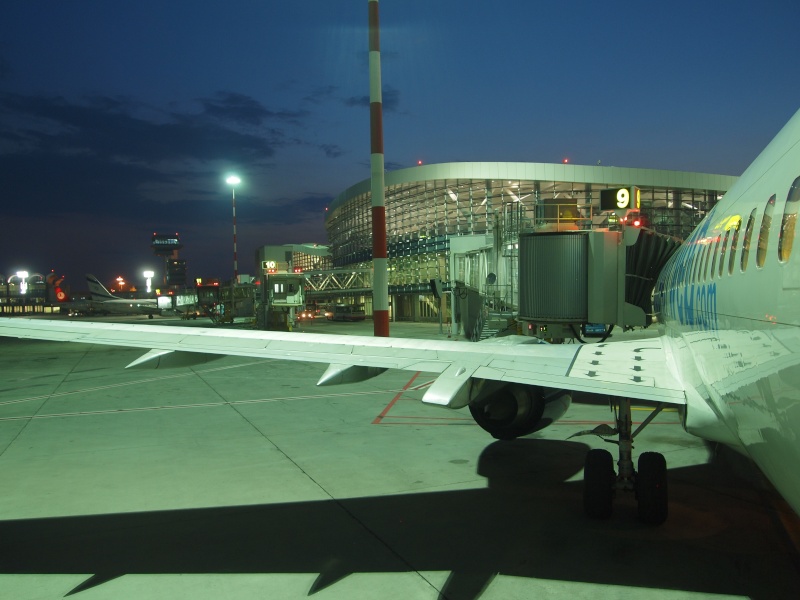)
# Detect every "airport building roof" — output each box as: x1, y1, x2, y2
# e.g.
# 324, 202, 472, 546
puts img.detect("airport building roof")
328, 161, 739, 217
324, 161, 739, 267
